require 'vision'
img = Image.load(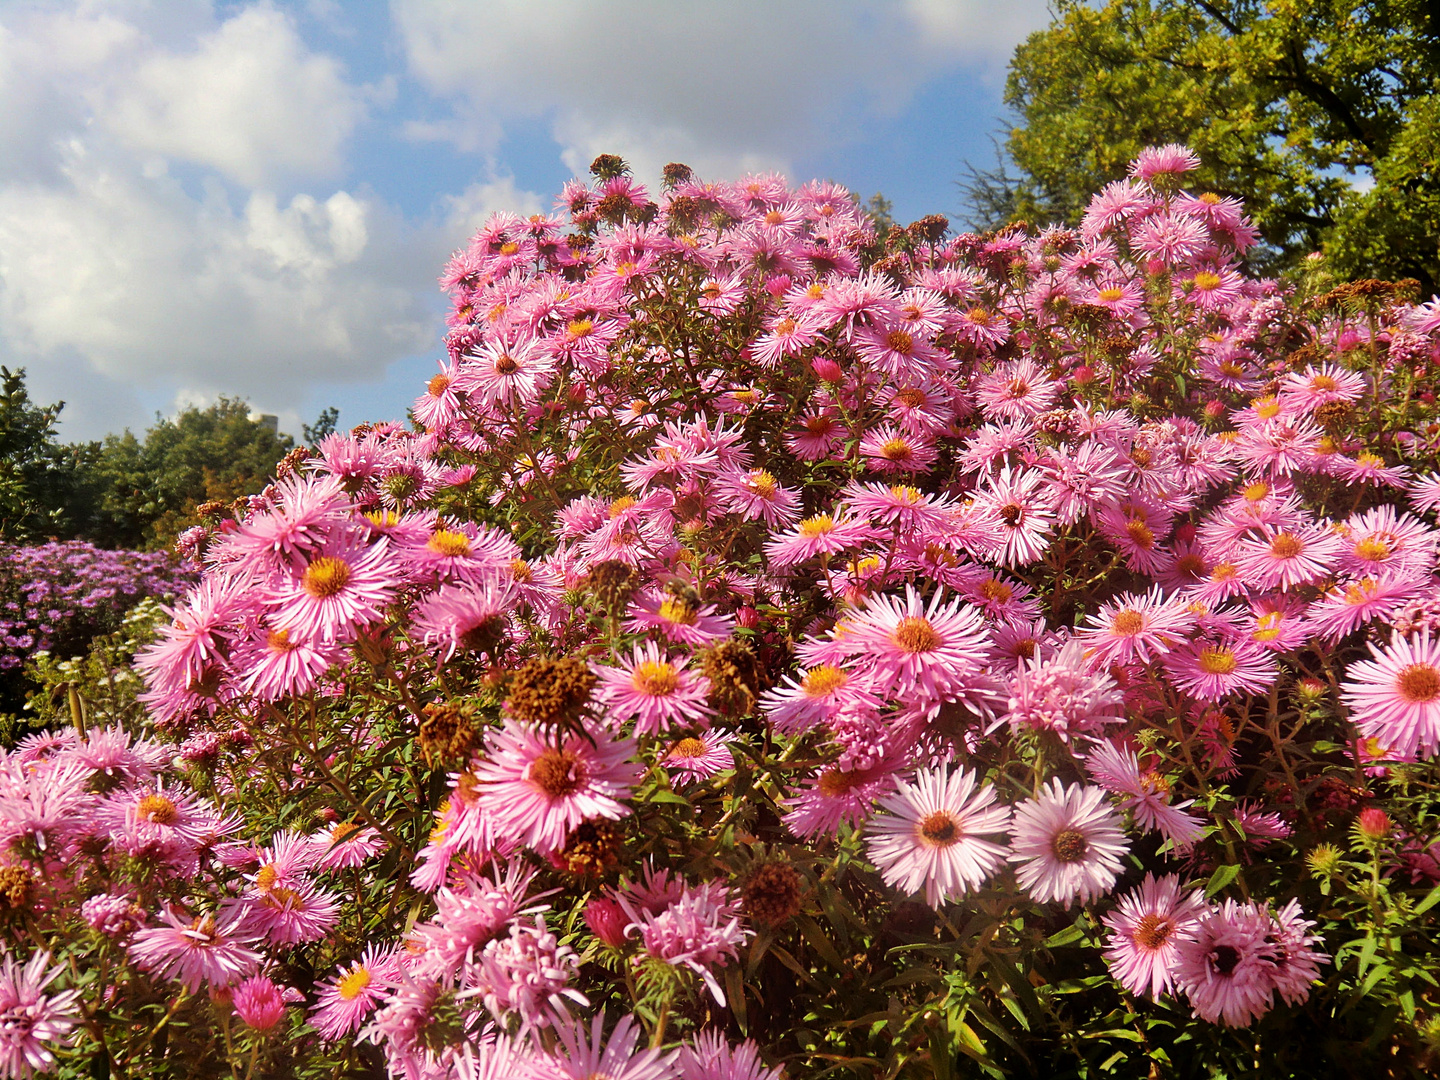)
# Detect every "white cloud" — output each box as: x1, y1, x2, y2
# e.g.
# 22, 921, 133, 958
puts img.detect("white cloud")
0, 2, 538, 440
392, 0, 1050, 180
102, 4, 367, 186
